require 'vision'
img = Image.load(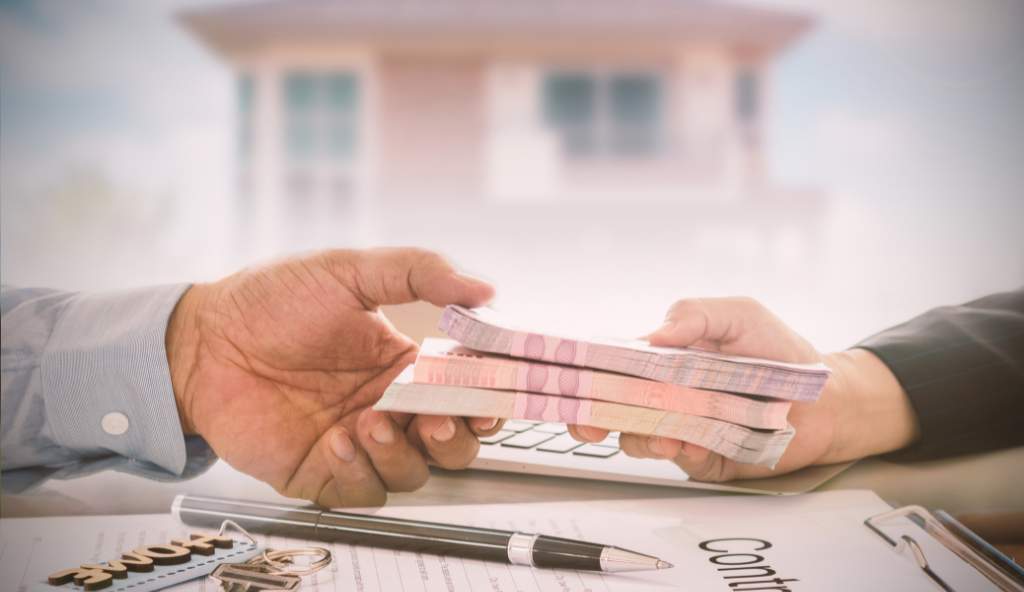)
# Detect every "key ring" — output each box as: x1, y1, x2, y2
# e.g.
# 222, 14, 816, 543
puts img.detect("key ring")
251, 547, 332, 577
215, 519, 332, 577
217, 519, 259, 547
